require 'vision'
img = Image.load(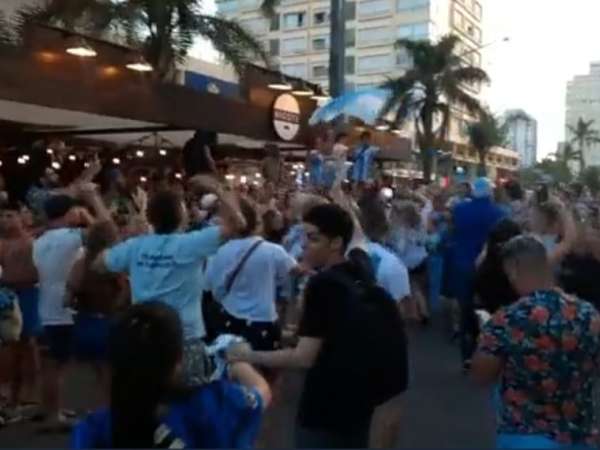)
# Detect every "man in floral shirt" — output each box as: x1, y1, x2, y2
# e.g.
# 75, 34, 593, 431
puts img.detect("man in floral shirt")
472, 236, 600, 449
